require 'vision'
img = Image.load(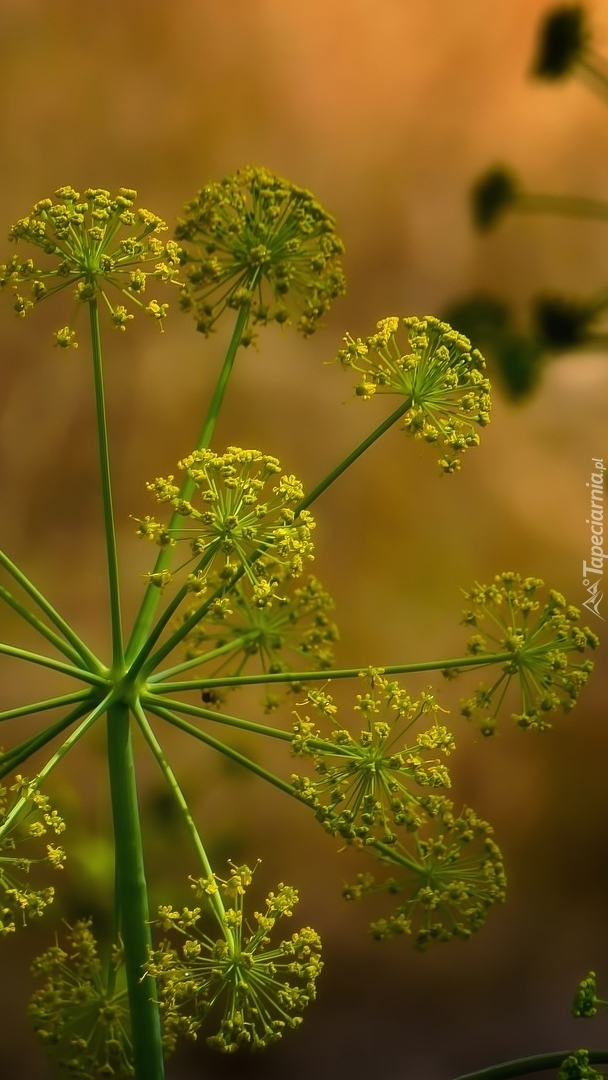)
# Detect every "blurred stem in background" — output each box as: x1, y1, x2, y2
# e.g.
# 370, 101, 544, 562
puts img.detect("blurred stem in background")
444, 3, 608, 400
